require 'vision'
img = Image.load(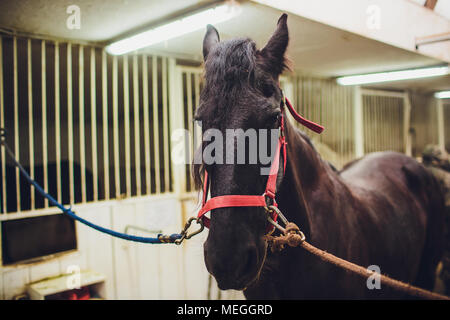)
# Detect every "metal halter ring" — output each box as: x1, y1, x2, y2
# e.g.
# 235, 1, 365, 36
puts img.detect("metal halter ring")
174, 217, 205, 245
265, 205, 287, 234
265, 205, 287, 223
265, 205, 306, 242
